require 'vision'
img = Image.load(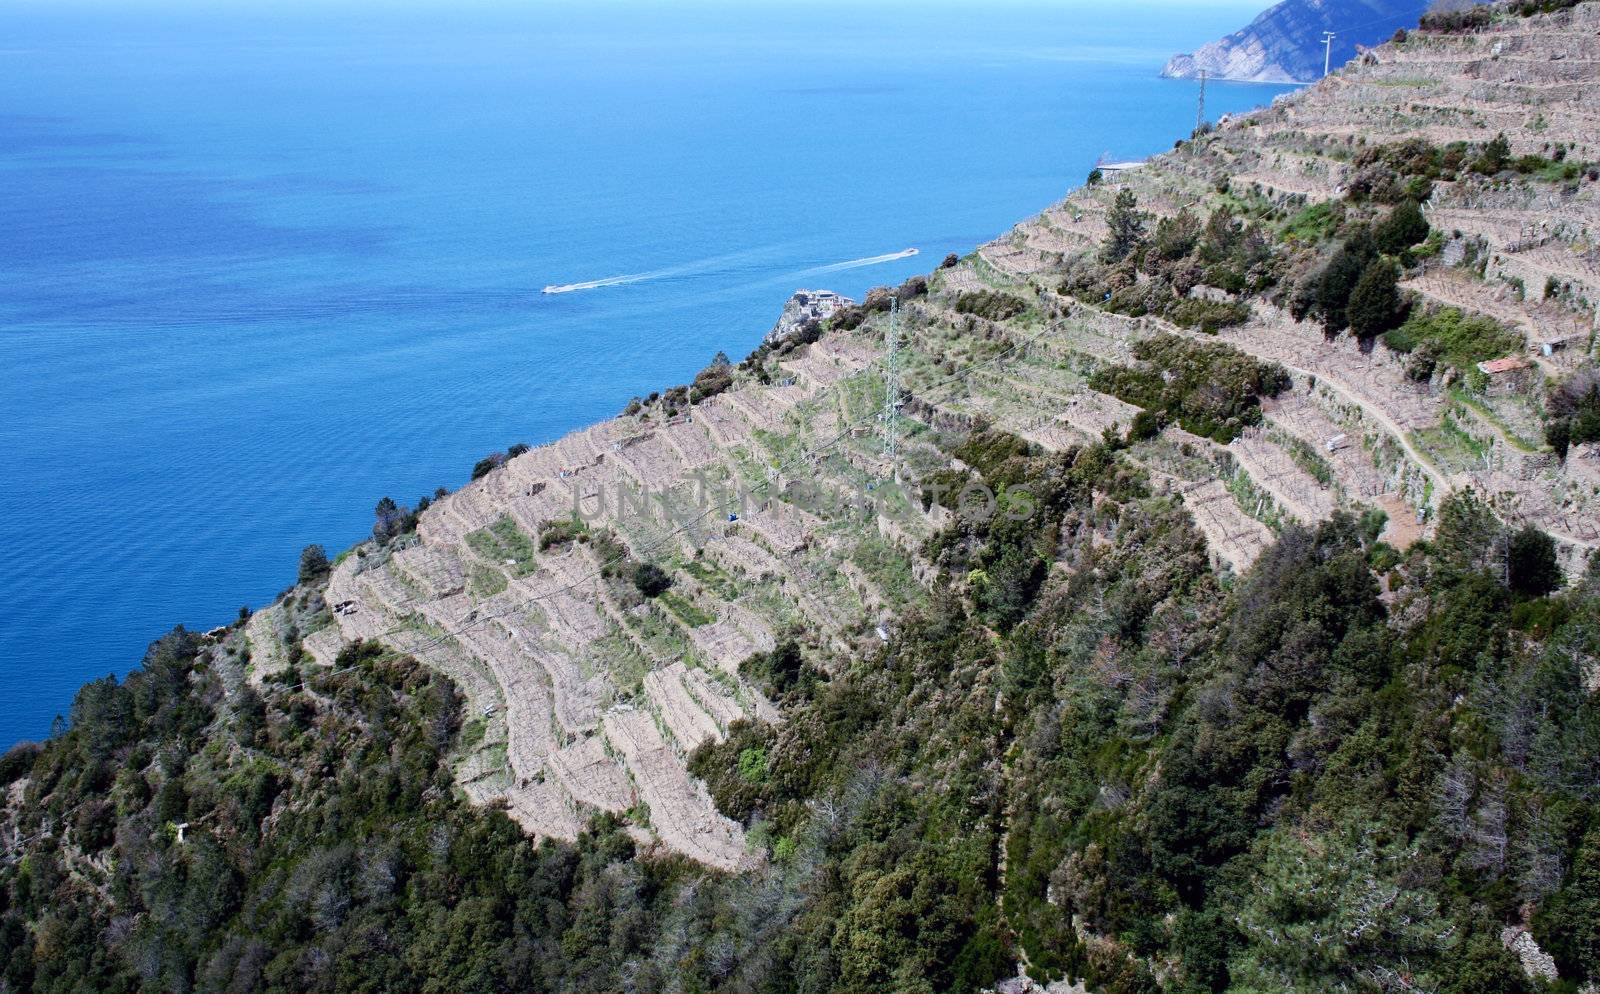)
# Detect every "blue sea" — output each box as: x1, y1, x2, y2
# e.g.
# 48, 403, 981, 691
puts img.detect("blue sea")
0, 0, 1292, 745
